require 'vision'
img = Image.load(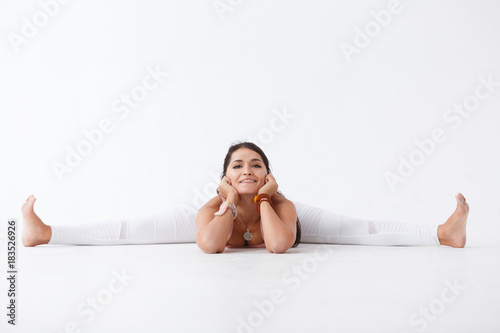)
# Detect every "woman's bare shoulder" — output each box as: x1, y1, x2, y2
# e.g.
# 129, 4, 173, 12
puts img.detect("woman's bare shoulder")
272, 193, 295, 209
201, 195, 223, 210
